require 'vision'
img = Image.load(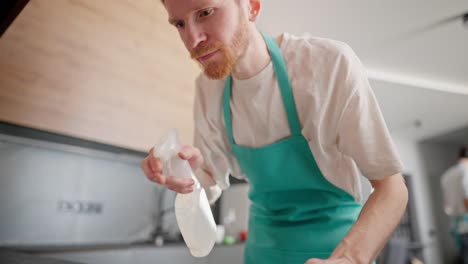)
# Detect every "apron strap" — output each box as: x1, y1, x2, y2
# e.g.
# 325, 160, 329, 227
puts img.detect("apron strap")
262, 33, 302, 137
223, 33, 302, 146
223, 75, 235, 145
